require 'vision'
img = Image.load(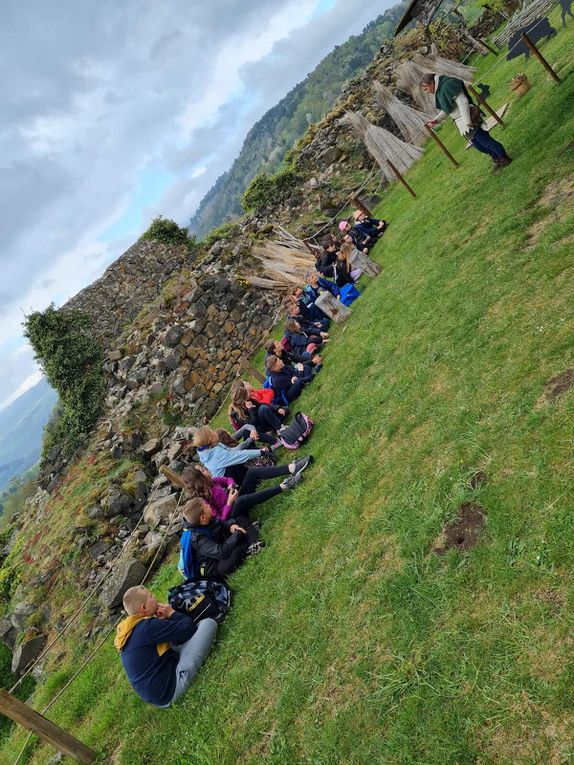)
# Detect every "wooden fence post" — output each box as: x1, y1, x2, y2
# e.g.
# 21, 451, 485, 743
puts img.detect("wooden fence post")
520, 32, 561, 83
240, 357, 265, 384
423, 124, 459, 167
0, 690, 96, 764
349, 195, 374, 219
467, 85, 506, 127
479, 38, 498, 55
386, 161, 417, 198
303, 239, 318, 256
